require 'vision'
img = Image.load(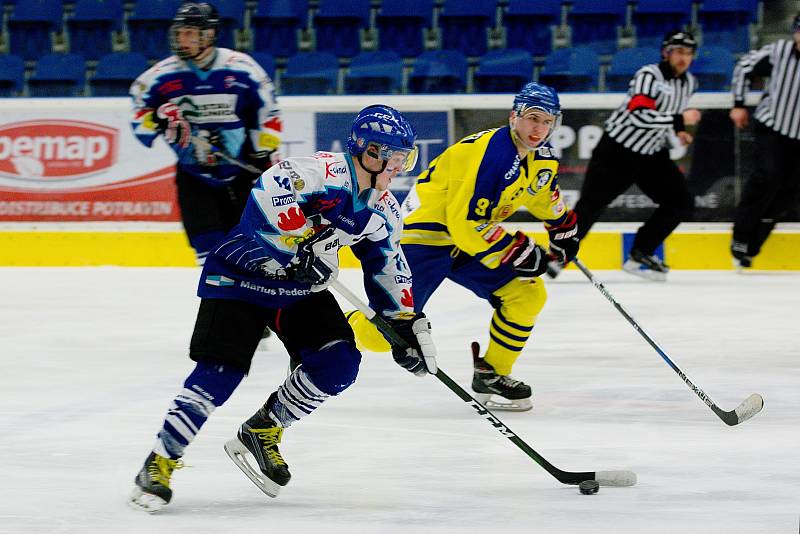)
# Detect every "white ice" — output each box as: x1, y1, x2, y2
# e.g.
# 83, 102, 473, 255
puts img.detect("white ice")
1, 267, 798, 534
